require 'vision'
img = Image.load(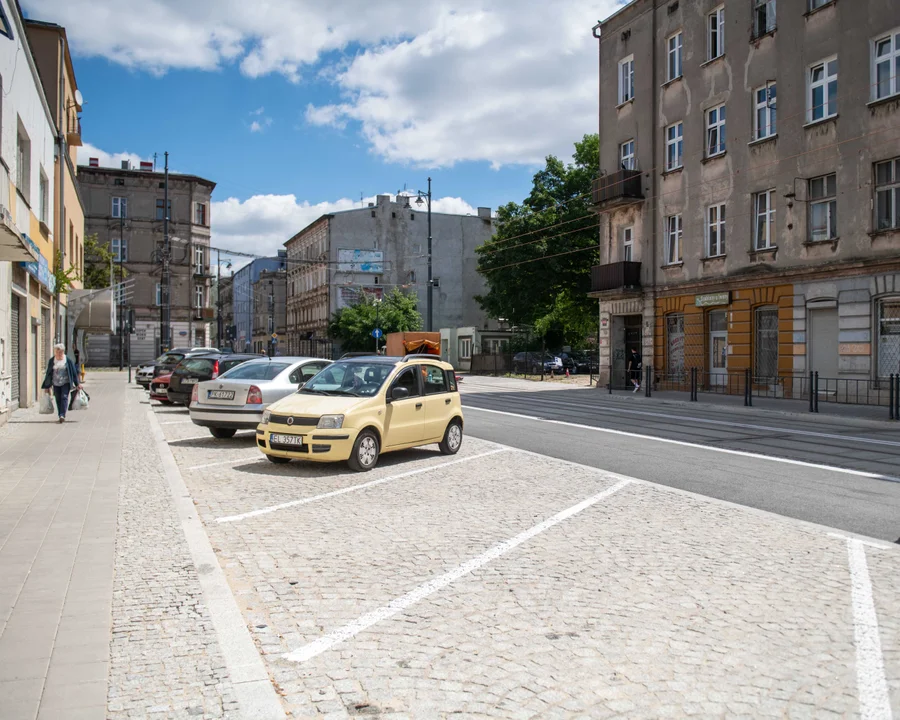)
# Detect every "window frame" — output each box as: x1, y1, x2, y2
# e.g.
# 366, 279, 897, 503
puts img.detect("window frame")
872, 28, 900, 101
707, 5, 725, 62
38, 169, 49, 225
753, 0, 776, 38
808, 173, 837, 242
754, 82, 777, 140
667, 31, 683, 82
706, 203, 726, 257
156, 198, 172, 221
459, 337, 473, 360
874, 158, 900, 231
618, 55, 635, 105
664, 214, 683, 265
111, 237, 128, 263
753, 189, 776, 250
390, 366, 422, 398
665, 122, 684, 171
194, 202, 208, 226
876, 298, 900, 379
808, 0, 831, 10
112, 196, 127, 219
807, 56, 838, 123
706, 104, 727, 157
620, 139, 635, 170
622, 226, 634, 262
421, 365, 448, 395
754, 306, 780, 379
16, 127, 31, 202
